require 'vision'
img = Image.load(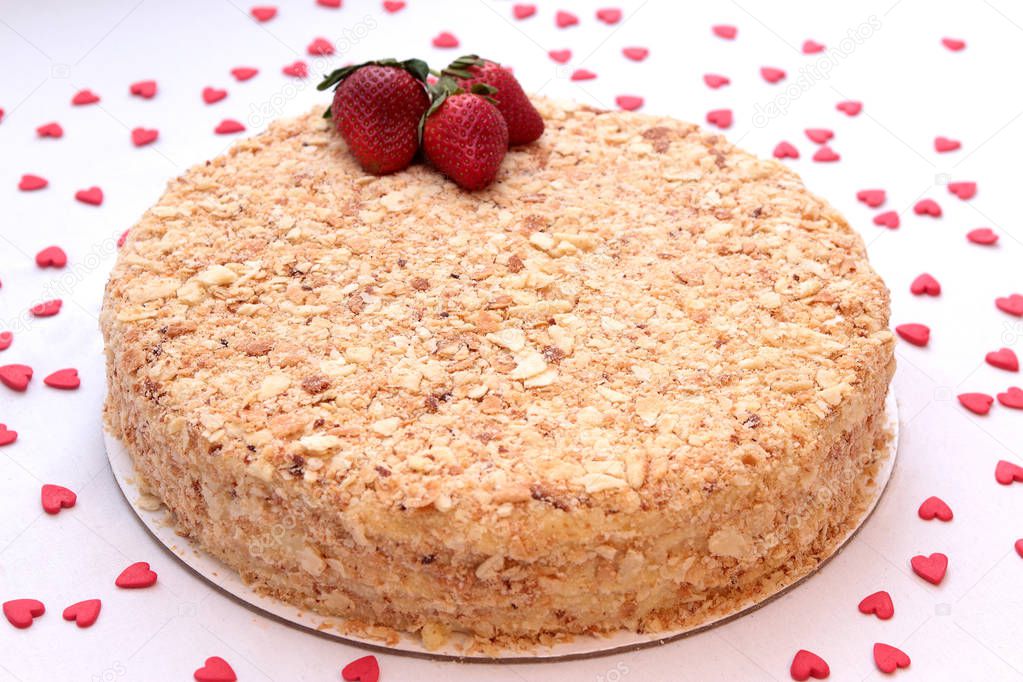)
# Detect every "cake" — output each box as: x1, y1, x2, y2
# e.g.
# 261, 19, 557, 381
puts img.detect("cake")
101, 99, 895, 649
